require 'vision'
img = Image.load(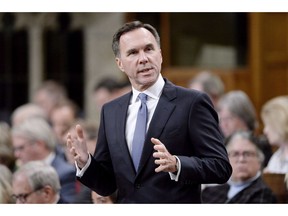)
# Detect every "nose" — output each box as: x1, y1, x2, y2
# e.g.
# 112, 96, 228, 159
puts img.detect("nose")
139, 51, 148, 64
